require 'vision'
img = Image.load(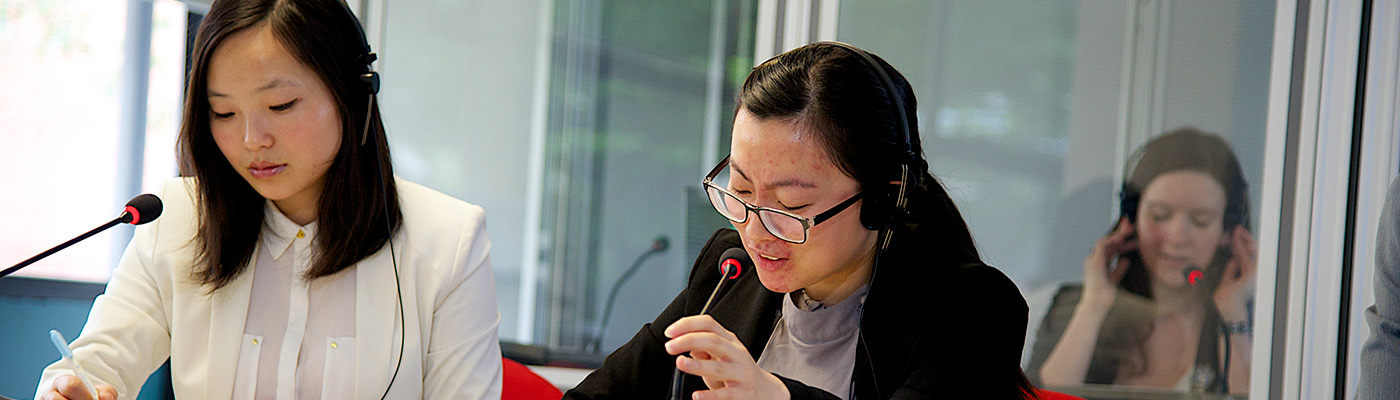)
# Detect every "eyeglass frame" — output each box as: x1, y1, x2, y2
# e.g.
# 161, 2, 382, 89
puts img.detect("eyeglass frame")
701, 155, 864, 244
